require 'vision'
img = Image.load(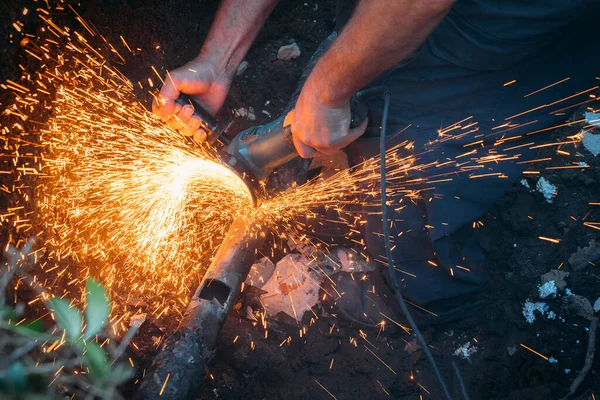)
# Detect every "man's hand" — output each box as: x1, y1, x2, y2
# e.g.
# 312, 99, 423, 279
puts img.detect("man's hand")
290, 78, 368, 158
153, 58, 230, 142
